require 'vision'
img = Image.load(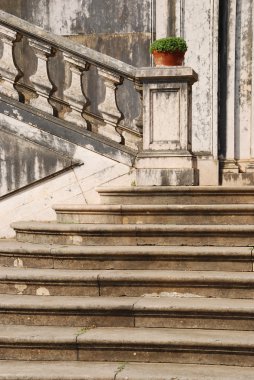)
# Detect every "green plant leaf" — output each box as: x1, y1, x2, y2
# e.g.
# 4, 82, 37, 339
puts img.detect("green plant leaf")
149, 37, 187, 53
